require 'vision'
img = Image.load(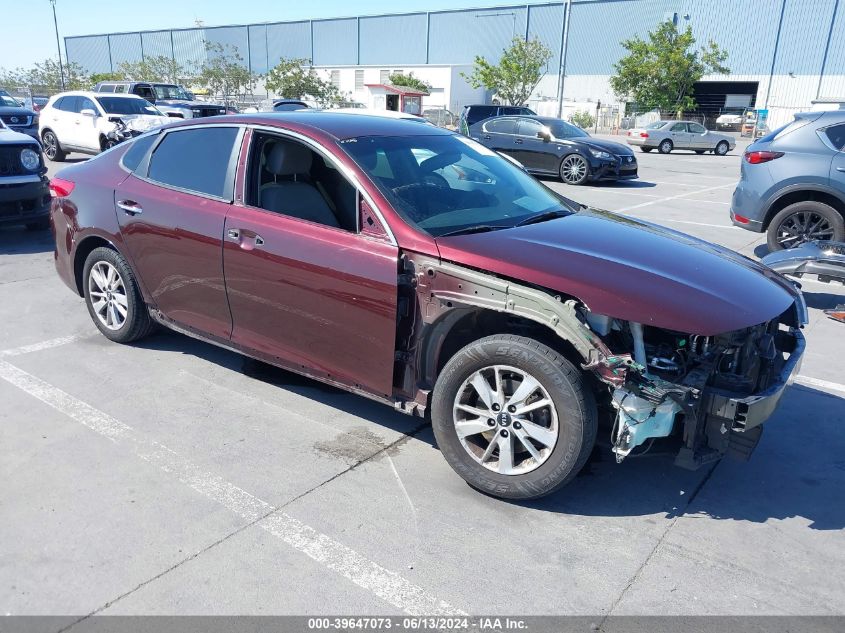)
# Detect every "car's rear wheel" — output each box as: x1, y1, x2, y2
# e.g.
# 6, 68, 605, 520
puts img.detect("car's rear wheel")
559, 154, 590, 185
715, 141, 730, 156
83, 247, 155, 343
431, 335, 597, 500
640, 147, 652, 153
767, 201, 845, 251
658, 139, 673, 154
42, 130, 66, 162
